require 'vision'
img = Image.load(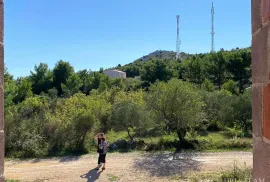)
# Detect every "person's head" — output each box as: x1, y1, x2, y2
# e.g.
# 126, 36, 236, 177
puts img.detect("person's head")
98, 133, 106, 141
98, 133, 105, 139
